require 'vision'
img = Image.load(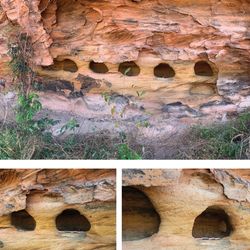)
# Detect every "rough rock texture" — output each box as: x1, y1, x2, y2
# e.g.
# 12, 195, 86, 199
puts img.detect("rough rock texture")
0, 1, 250, 150
0, 0, 249, 116
0, 169, 116, 250
123, 169, 250, 250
